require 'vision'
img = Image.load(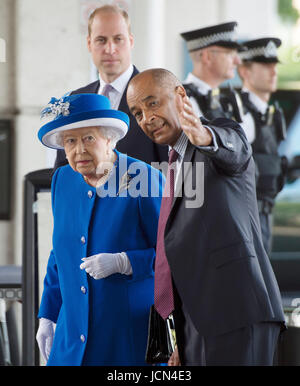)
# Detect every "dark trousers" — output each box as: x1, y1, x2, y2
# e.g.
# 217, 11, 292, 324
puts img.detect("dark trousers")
174, 303, 281, 366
